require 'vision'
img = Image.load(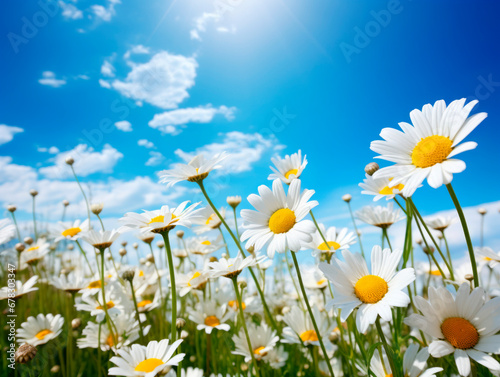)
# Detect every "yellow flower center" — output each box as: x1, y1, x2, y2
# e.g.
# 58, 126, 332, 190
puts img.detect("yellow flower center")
204, 315, 220, 327
317, 278, 327, 286
138, 299, 152, 307
26, 246, 40, 252
201, 240, 211, 245
354, 275, 388, 304
385, 375, 393, 377
411, 135, 453, 168
229, 300, 246, 310
268, 208, 296, 234
254, 346, 266, 355
483, 257, 492, 261
35, 329, 52, 340
205, 214, 215, 225
379, 183, 404, 195
441, 317, 479, 350
96, 301, 115, 310
134, 358, 164, 373
284, 168, 299, 179
138, 270, 144, 277
187, 271, 201, 287
87, 280, 102, 289
318, 241, 341, 251
430, 270, 441, 276
148, 215, 165, 224
61, 227, 82, 237
106, 334, 114, 347
300, 330, 319, 342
